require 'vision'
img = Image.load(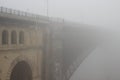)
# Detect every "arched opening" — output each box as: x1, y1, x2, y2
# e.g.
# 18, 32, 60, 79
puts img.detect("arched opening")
2, 30, 9, 44
11, 31, 17, 44
10, 61, 32, 80
19, 31, 24, 44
